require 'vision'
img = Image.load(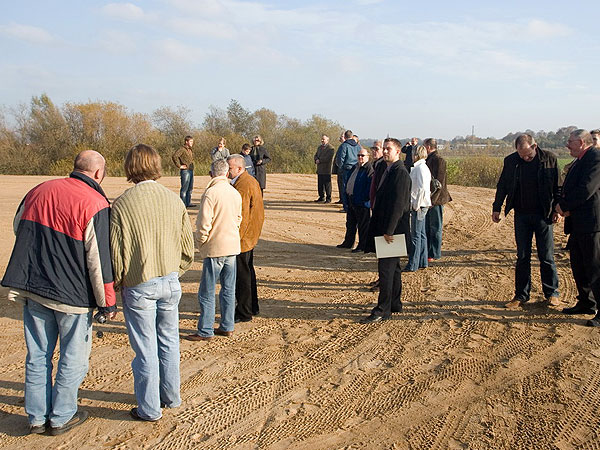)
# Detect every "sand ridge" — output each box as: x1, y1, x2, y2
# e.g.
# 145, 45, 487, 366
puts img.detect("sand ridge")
0, 174, 599, 449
